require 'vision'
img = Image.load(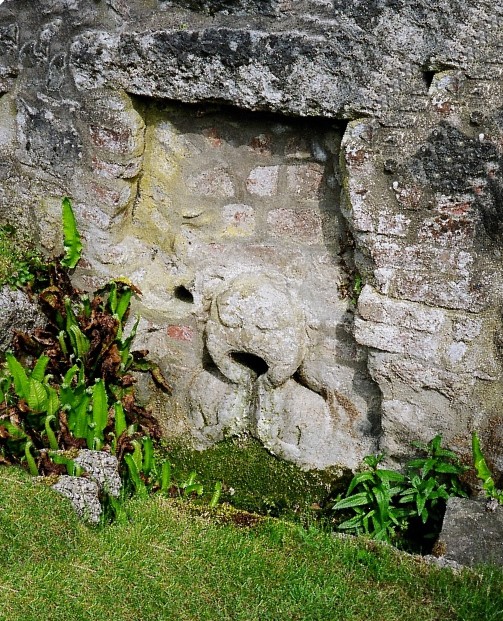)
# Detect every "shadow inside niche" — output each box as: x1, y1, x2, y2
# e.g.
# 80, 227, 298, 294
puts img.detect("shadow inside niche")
422, 70, 436, 89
